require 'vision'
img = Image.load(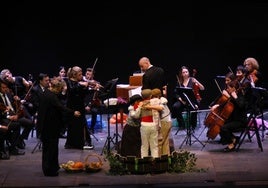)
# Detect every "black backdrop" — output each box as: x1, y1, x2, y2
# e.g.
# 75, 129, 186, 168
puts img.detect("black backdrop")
1, 1, 268, 109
